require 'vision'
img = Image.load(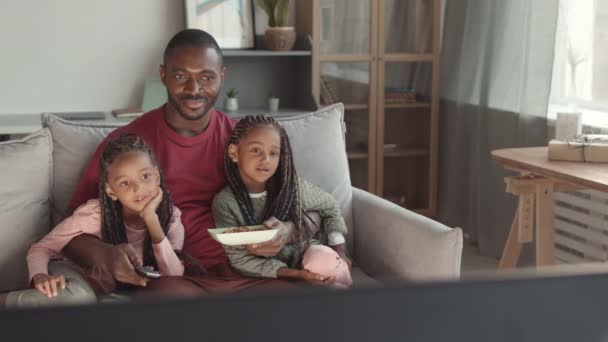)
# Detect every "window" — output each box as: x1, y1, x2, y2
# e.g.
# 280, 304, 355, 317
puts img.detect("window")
549, 0, 608, 128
